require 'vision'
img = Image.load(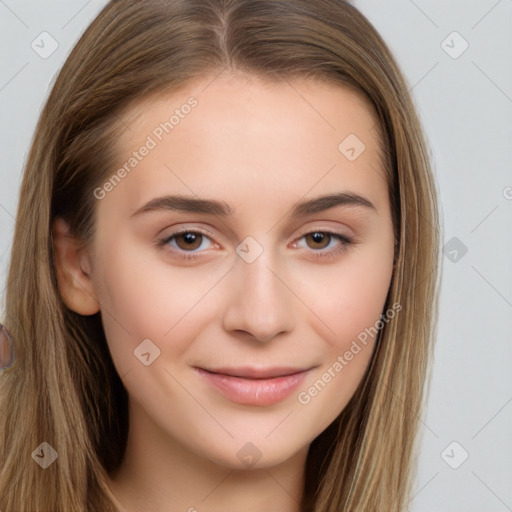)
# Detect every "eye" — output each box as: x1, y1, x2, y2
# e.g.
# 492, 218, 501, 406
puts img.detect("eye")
294, 230, 354, 259
303, 232, 336, 250
156, 228, 354, 262
157, 229, 214, 258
